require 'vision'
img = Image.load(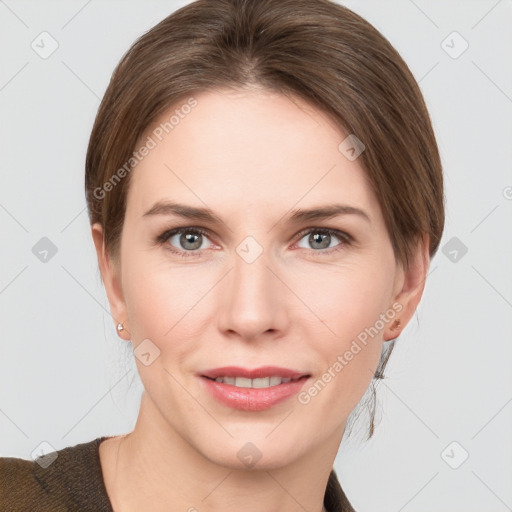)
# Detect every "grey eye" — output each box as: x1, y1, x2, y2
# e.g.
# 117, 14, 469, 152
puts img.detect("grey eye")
297, 230, 342, 250
168, 230, 212, 251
